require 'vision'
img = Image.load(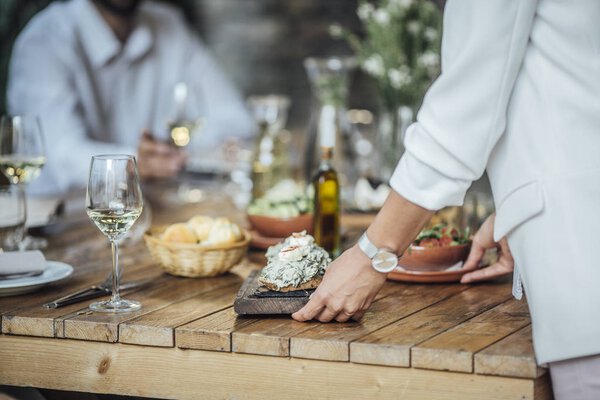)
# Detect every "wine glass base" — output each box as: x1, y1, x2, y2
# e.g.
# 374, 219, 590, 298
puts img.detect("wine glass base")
89, 298, 141, 313
20, 235, 48, 251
